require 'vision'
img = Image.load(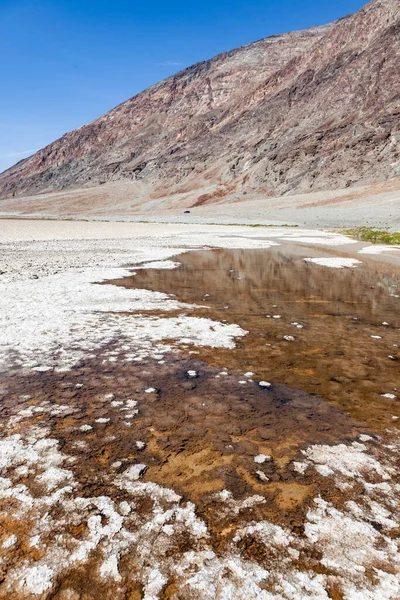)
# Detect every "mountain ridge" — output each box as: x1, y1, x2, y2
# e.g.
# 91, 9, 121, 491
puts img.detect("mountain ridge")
0, 0, 399, 207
